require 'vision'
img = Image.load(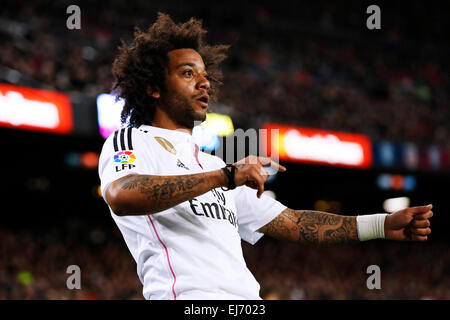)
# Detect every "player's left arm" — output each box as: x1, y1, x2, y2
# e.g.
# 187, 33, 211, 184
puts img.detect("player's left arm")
259, 205, 433, 245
